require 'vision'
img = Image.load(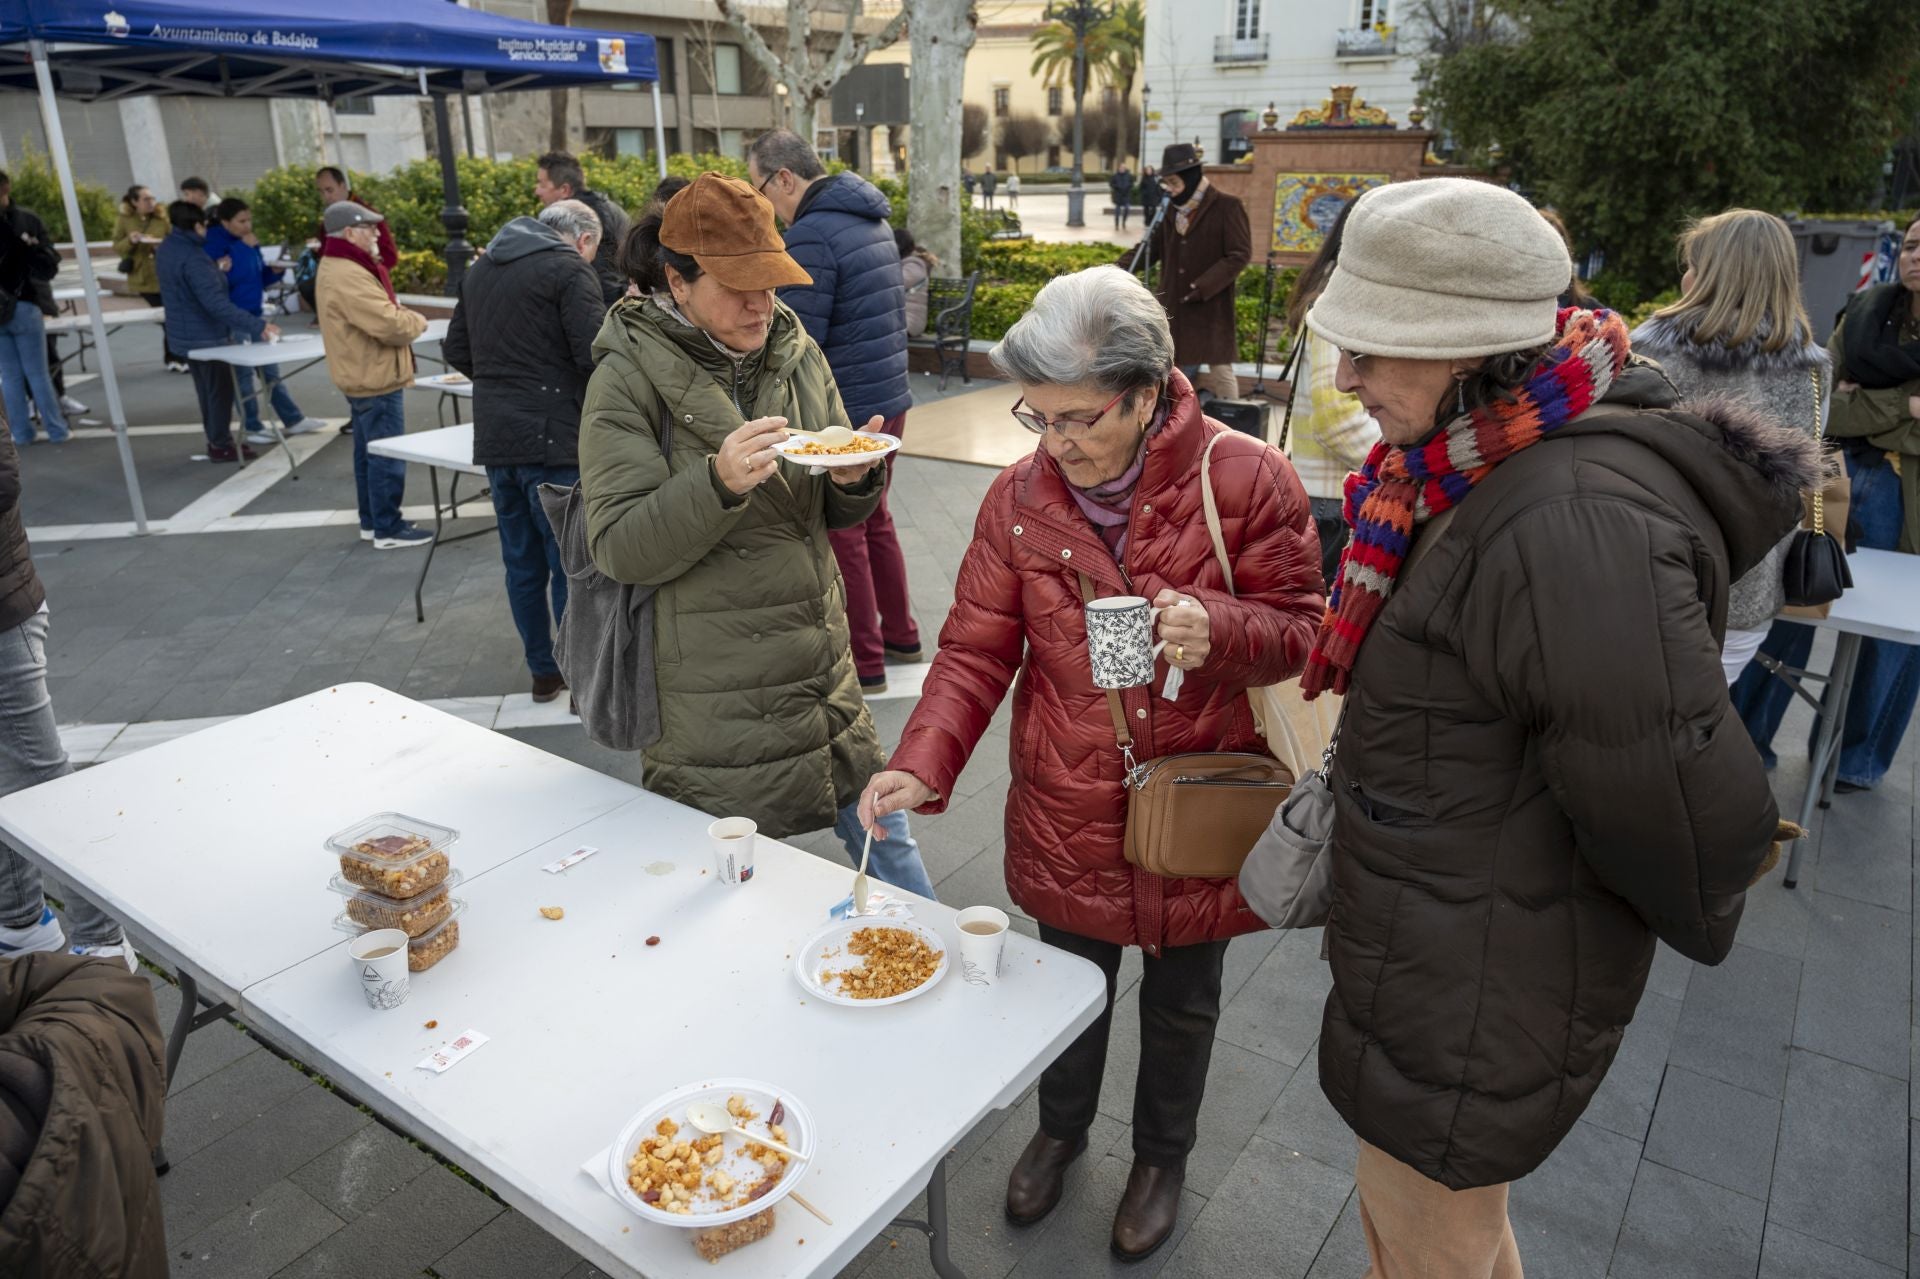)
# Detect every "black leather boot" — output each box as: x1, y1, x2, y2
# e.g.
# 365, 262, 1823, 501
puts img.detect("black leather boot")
1004, 1129, 1088, 1225
1110, 1161, 1184, 1261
